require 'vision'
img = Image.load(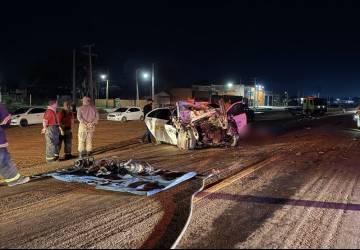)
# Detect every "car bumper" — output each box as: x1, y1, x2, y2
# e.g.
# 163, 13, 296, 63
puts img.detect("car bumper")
11, 120, 20, 126
107, 116, 121, 121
